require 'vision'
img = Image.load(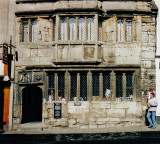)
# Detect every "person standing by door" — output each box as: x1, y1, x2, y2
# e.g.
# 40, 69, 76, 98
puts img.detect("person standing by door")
146, 92, 158, 129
